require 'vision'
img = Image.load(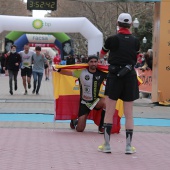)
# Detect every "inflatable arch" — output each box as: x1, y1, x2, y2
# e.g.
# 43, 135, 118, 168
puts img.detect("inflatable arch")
5, 31, 71, 59
14, 34, 62, 57
0, 15, 103, 56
